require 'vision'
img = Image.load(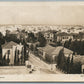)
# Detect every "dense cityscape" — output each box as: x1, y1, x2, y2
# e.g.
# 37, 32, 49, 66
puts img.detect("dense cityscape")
0, 24, 84, 74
